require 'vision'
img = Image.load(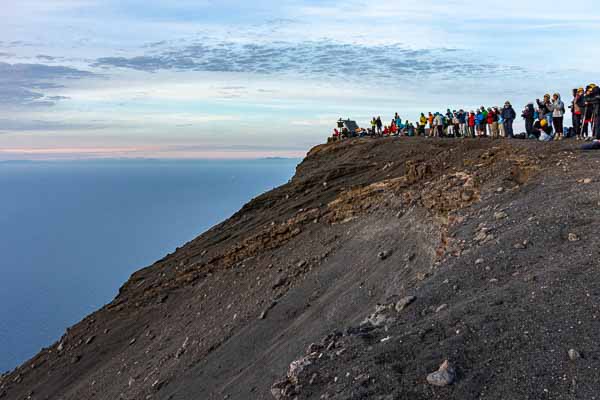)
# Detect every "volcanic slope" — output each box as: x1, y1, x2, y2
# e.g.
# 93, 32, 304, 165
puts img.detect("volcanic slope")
2, 138, 600, 400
